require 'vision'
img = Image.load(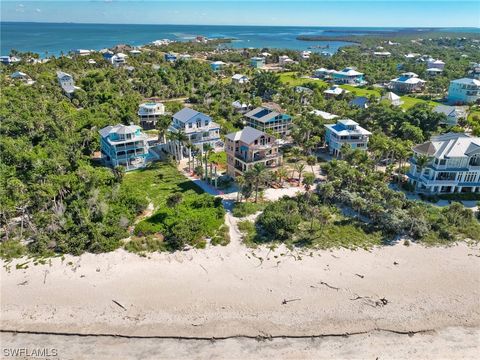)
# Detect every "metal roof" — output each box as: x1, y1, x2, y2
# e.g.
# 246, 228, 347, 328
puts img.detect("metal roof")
413, 133, 480, 158
225, 126, 269, 144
